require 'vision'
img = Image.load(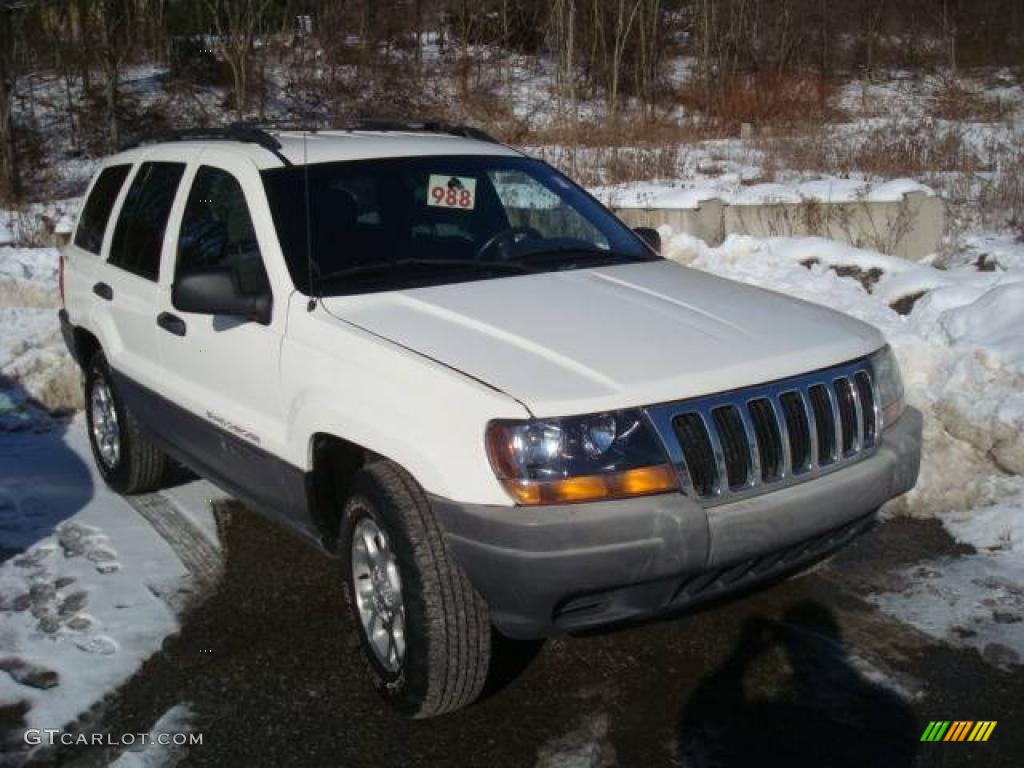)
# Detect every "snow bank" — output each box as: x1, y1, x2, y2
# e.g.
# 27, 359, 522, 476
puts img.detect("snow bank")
664, 230, 1024, 663
593, 177, 935, 210
0, 246, 80, 417
663, 230, 1024, 536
